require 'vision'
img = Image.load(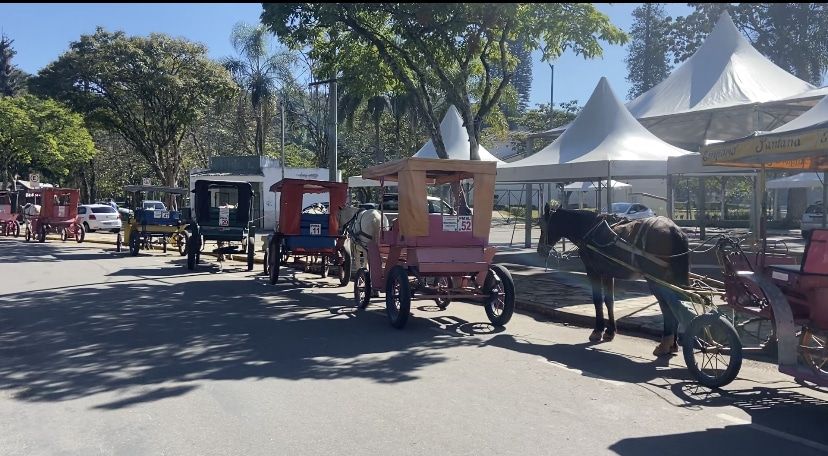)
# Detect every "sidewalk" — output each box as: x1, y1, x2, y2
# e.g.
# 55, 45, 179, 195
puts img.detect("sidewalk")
493, 246, 665, 338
